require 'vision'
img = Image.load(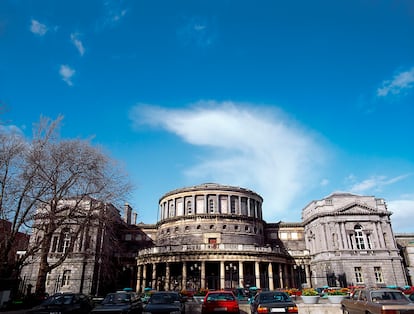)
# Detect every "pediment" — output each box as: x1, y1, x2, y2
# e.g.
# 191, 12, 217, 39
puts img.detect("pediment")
336, 201, 379, 215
